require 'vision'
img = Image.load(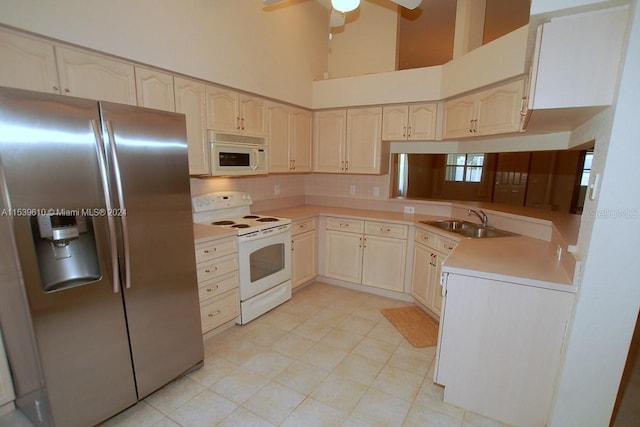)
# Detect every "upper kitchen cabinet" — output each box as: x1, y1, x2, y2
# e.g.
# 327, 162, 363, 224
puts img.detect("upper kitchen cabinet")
382, 103, 438, 141
54, 46, 137, 105
313, 107, 386, 174
134, 67, 175, 111
525, 6, 628, 131
443, 79, 525, 139
206, 86, 265, 137
174, 77, 208, 175
0, 30, 59, 94
266, 102, 312, 173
